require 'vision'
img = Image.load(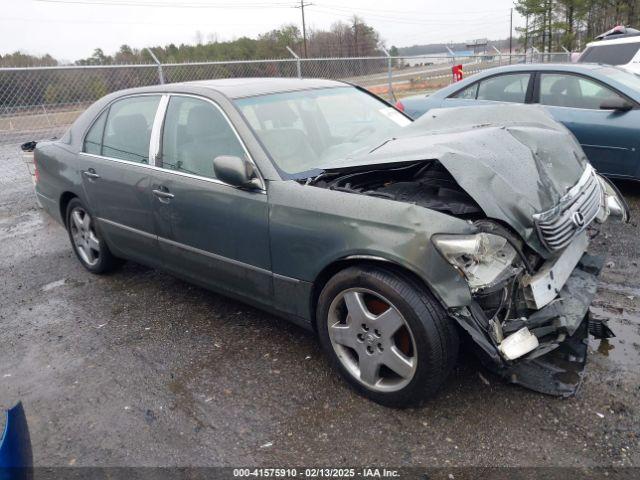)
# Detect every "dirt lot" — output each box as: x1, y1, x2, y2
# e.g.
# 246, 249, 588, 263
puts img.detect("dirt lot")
0, 144, 639, 468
